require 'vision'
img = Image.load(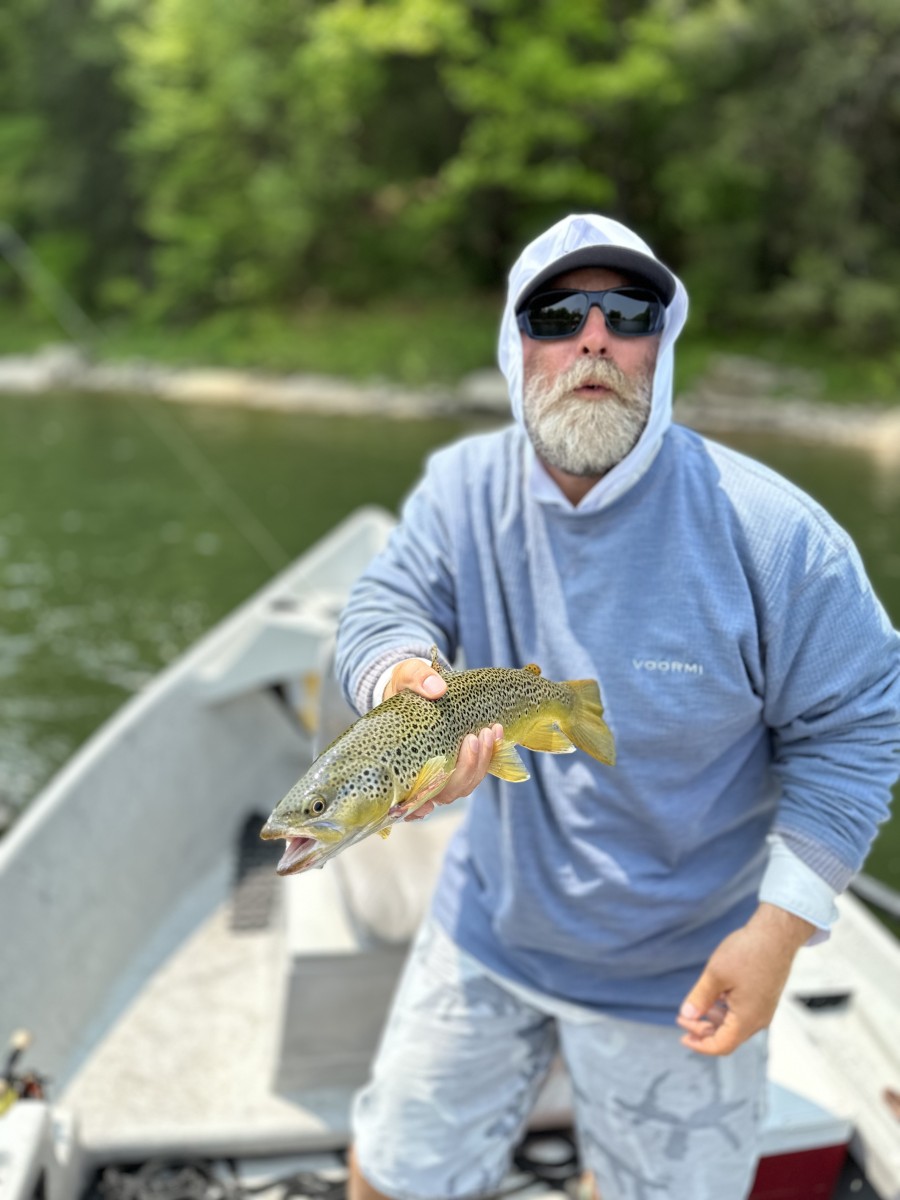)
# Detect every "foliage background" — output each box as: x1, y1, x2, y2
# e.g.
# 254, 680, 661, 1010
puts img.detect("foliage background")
1, 0, 898, 360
